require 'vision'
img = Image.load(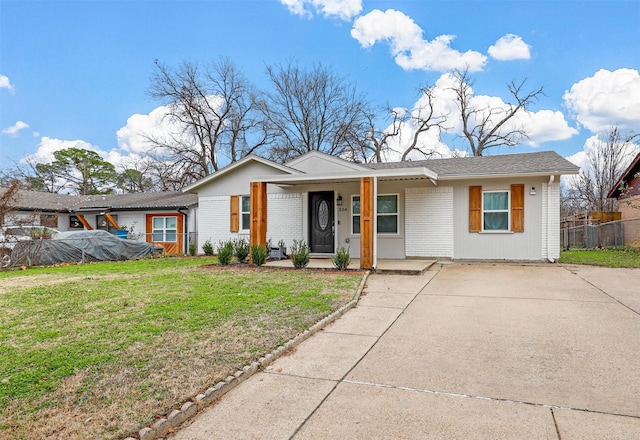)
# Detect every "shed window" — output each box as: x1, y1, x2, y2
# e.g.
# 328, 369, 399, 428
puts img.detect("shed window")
152, 216, 177, 242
